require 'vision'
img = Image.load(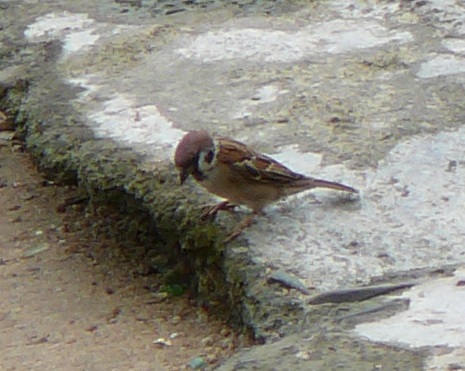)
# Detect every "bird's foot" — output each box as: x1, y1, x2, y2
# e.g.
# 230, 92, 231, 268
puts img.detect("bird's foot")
223, 214, 255, 244
201, 201, 236, 221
